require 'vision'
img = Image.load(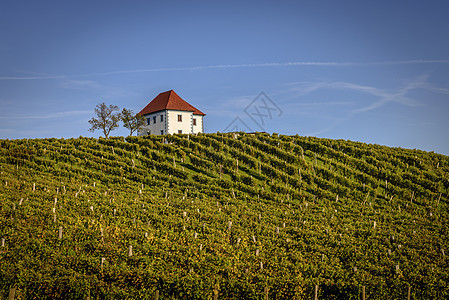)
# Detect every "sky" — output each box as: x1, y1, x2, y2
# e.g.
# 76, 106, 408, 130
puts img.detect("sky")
1, 0, 449, 155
